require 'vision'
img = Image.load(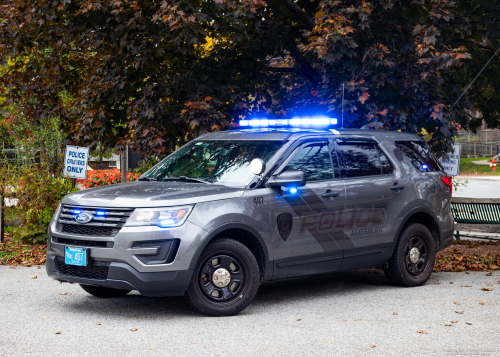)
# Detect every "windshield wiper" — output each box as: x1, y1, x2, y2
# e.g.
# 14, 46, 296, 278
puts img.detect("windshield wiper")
137, 177, 158, 181
162, 176, 210, 184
